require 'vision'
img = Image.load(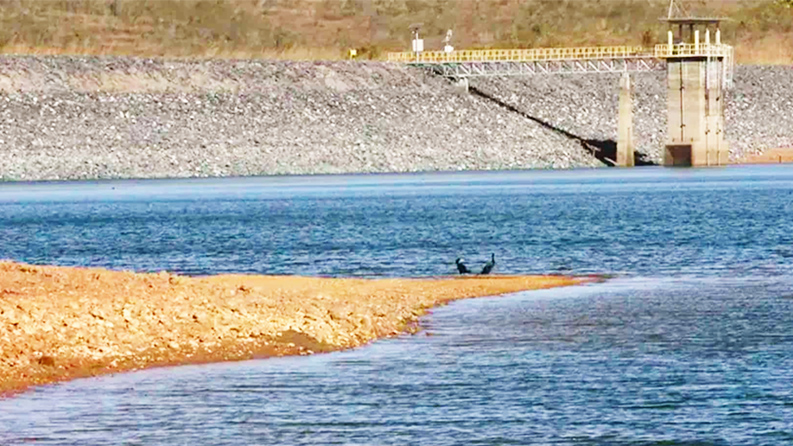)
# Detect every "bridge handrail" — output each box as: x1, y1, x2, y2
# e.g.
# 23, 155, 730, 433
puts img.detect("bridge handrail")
387, 46, 651, 64
653, 43, 732, 59
387, 44, 734, 64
